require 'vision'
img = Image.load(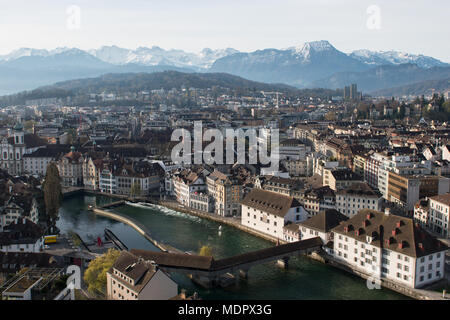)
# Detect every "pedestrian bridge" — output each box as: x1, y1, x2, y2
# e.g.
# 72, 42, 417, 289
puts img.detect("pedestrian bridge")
131, 237, 323, 288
